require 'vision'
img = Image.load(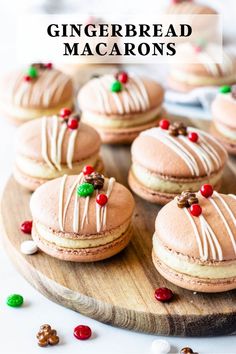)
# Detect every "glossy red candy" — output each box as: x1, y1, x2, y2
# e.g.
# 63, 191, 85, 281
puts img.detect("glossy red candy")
159, 119, 170, 130
59, 108, 72, 118
20, 220, 33, 234
190, 204, 202, 217
154, 287, 173, 302
200, 184, 213, 198
117, 71, 128, 84
73, 325, 92, 340
188, 132, 199, 143
82, 165, 95, 176
67, 118, 78, 130
96, 194, 108, 206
